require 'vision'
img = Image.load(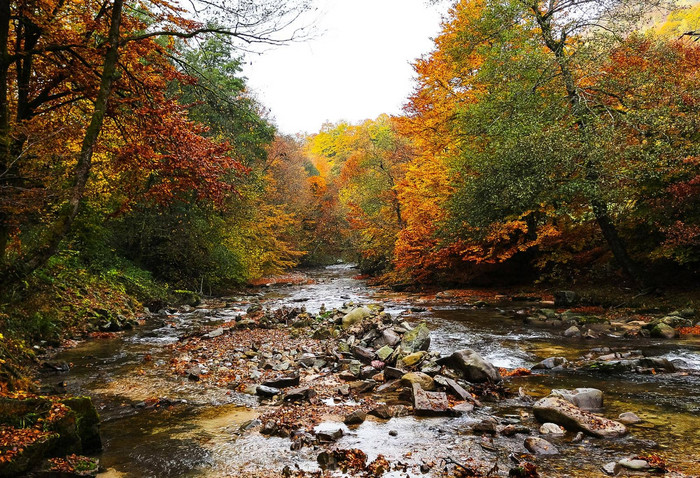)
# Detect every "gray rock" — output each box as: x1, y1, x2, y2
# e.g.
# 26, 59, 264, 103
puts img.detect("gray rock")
438, 349, 502, 383
256, 385, 281, 397
411, 383, 449, 416
353, 345, 375, 363
434, 375, 472, 401
618, 412, 642, 425
317, 429, 344, 442
539, 422, 565, 435
376, 345, 394, 361
551, 388, 603, 410
342, 307, 371, 329
650, 322, 678, 339
473, 417, 498, 435
401, 372, 436, 391
618, 458, 650, 471
378, 329, 401, 347
601, 462, 618, 475
344, 410, 367, 425
524, 437, 559, 455
205, 327, 225, 338
400, 322, 431, 353
299, 353, 317, 367
564, 326, 581, 338
532, 357, 568, 370
284, 386, 316, 402
451, 402, 475, 414
533, 396, 627, 438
